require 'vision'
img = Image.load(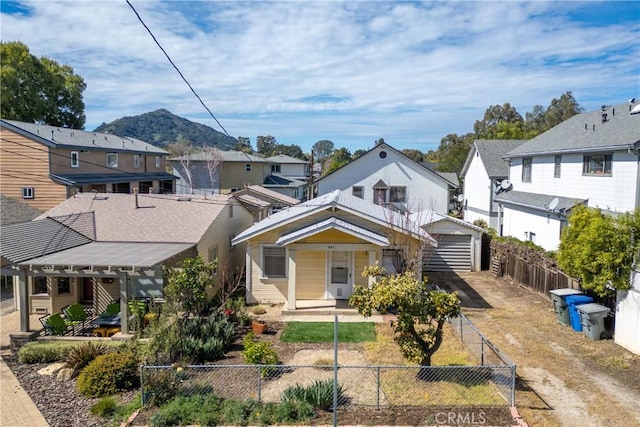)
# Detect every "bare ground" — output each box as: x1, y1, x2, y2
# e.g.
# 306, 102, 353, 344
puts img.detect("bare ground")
430, 271, 640, 427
